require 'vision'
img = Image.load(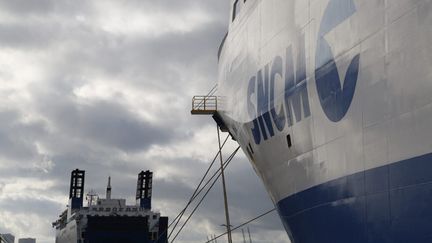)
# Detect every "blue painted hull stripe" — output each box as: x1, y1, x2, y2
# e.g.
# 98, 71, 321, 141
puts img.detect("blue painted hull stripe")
277, 152, 432, 243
